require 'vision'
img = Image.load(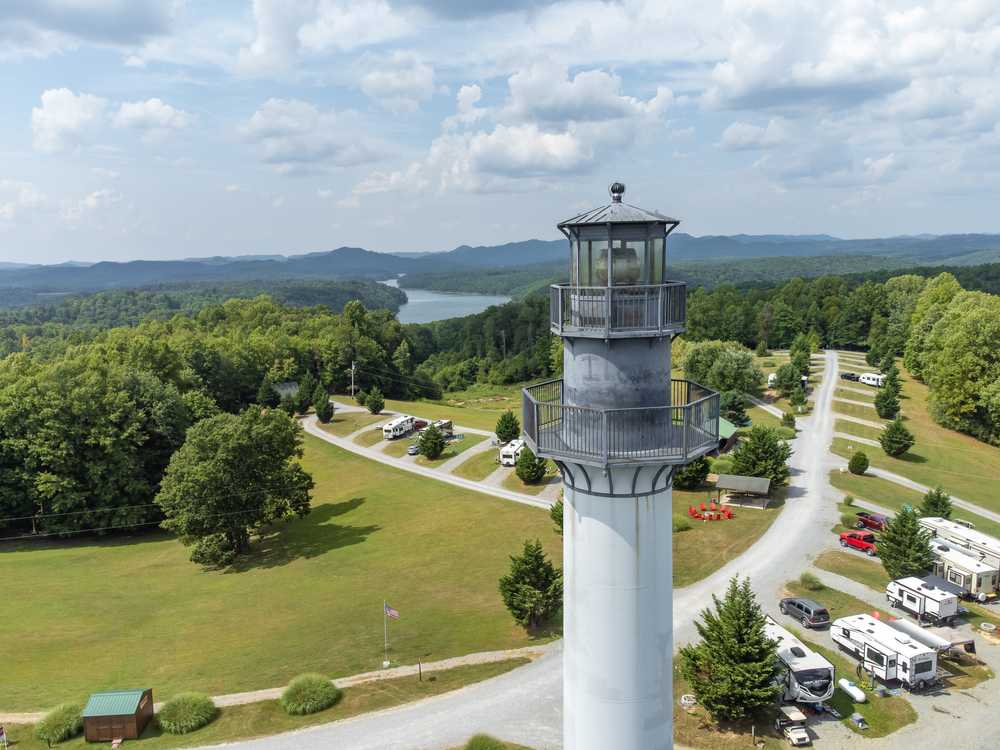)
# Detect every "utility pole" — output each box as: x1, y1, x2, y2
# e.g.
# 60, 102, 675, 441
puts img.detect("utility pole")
349, 360, 357, 397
